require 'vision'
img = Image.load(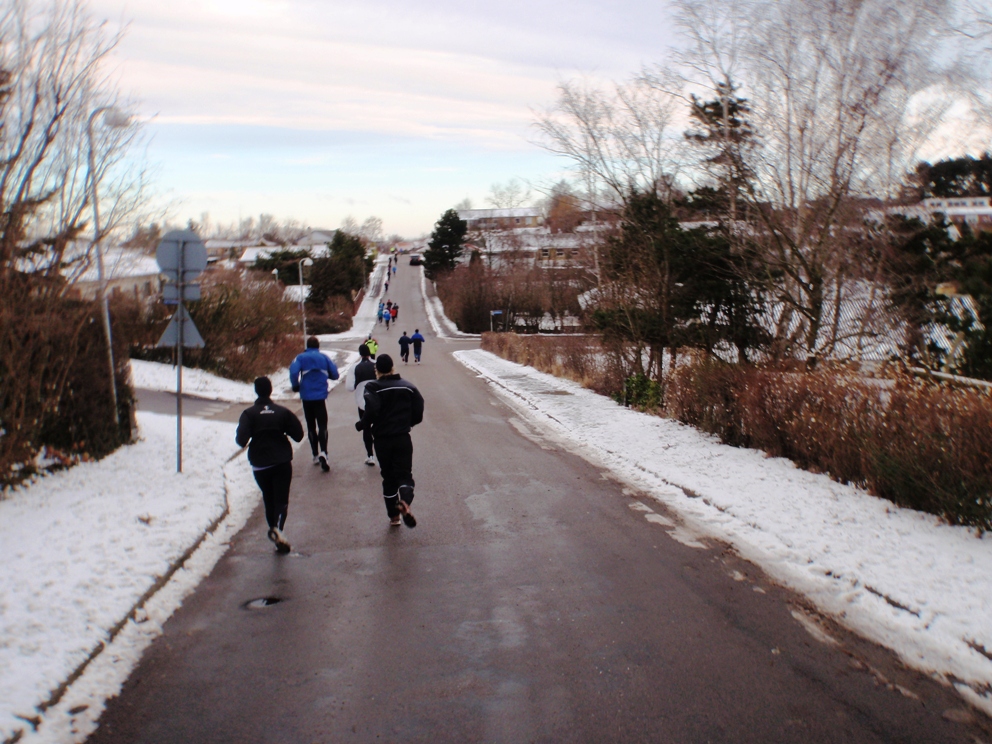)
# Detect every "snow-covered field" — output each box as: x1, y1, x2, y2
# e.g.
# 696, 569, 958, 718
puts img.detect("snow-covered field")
454, 348, 992, 717
0, 412, 257, 743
